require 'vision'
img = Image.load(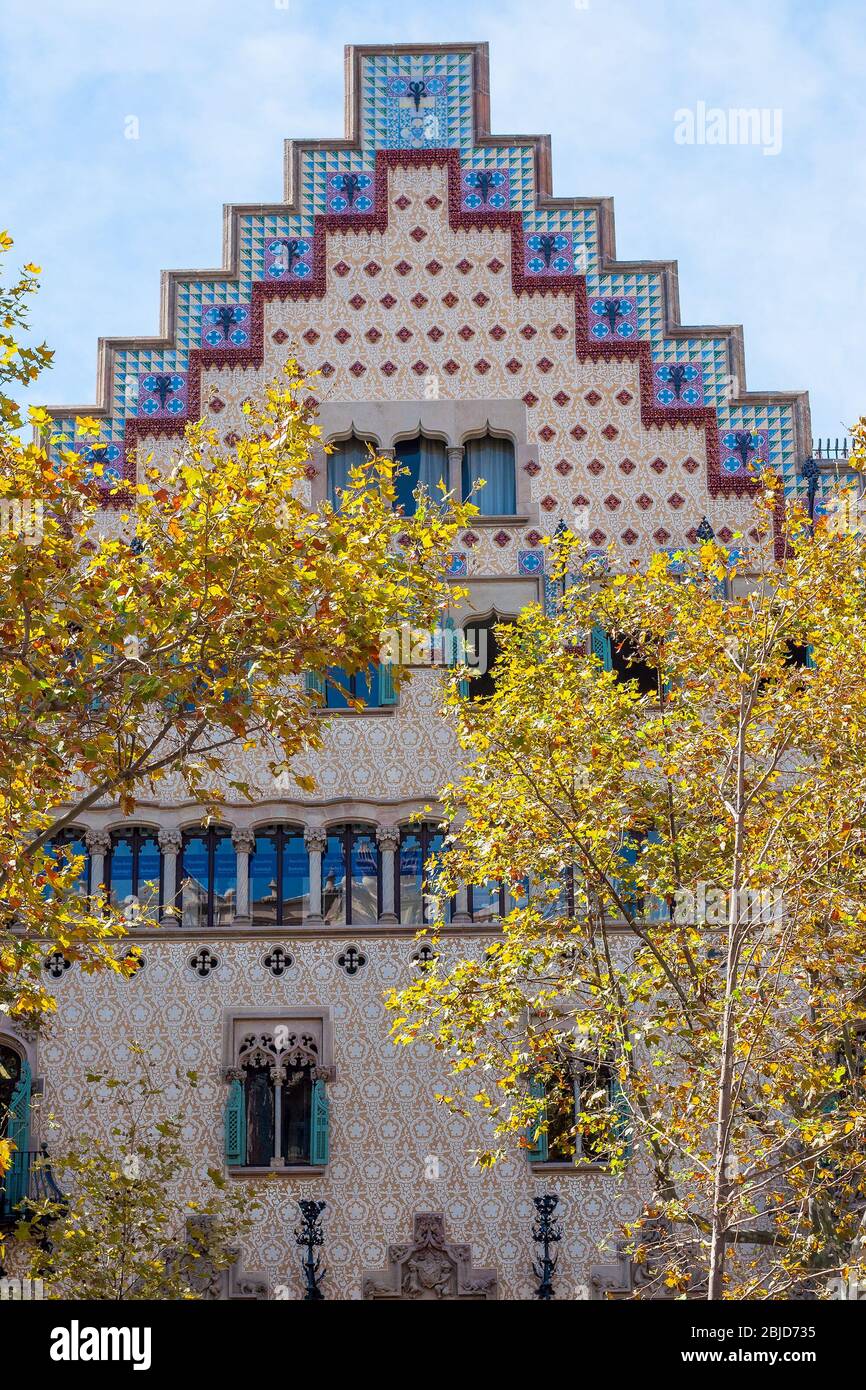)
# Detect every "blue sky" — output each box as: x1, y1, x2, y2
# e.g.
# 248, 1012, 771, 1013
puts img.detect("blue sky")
1, 0, 863, 439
